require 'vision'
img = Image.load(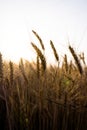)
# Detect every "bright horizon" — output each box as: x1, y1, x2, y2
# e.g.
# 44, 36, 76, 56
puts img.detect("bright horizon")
0, 0, 87, 64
